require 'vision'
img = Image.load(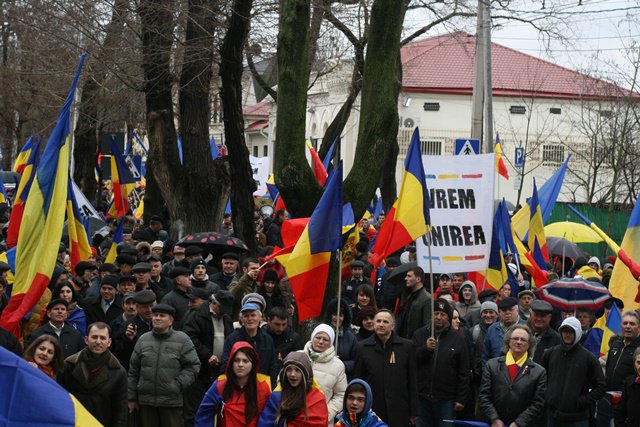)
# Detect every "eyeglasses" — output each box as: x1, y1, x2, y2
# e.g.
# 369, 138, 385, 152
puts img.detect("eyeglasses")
510, 337, 529, 343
